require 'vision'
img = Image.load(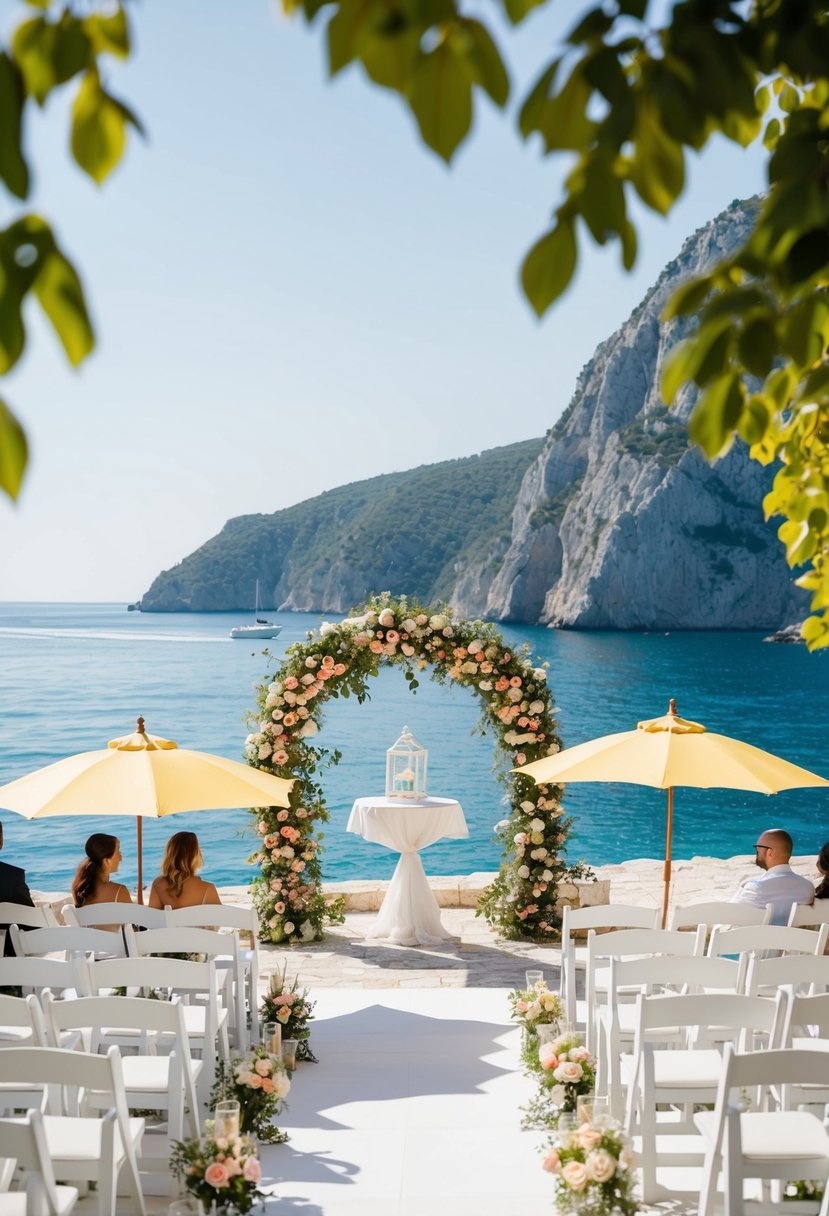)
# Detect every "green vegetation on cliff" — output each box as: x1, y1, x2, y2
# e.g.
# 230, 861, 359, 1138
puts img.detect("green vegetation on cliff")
141, 438, 543, 612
